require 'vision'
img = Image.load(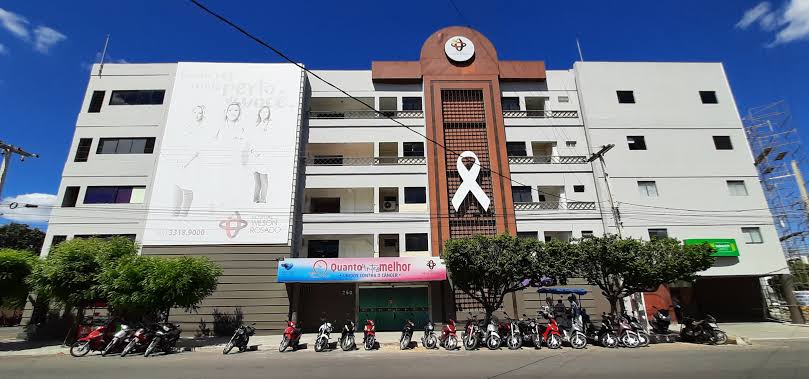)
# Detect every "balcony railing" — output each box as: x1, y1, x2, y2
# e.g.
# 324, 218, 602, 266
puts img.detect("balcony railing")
514, 201, 597, 211
502, 110, 578, 119
305, 156, 427, 166
309, 110, 425, 119
508, 155, 587, 164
